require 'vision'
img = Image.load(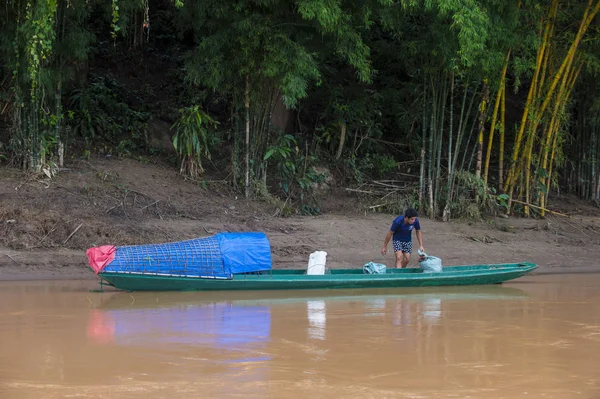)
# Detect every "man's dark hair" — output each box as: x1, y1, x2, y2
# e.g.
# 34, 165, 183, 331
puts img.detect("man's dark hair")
404, 208, 418, 218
